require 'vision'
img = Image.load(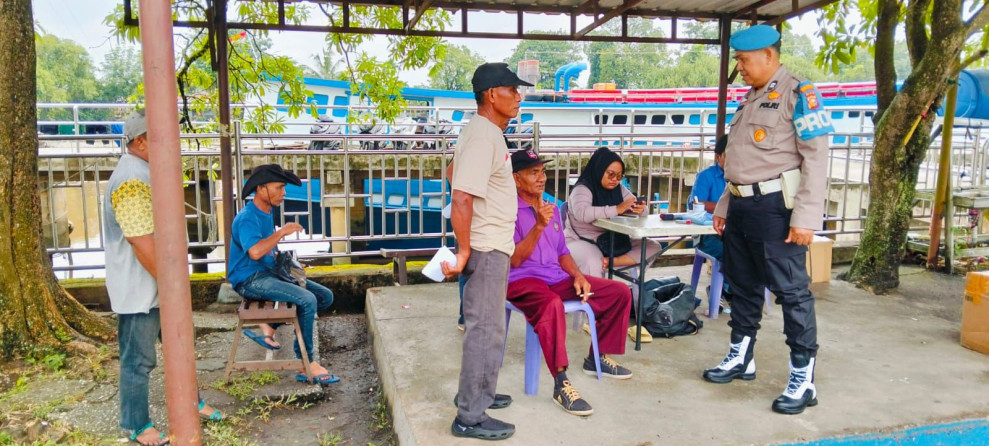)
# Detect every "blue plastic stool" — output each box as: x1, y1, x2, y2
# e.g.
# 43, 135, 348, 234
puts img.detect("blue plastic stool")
504, 301, 602, 396
690, 248, 772, 319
